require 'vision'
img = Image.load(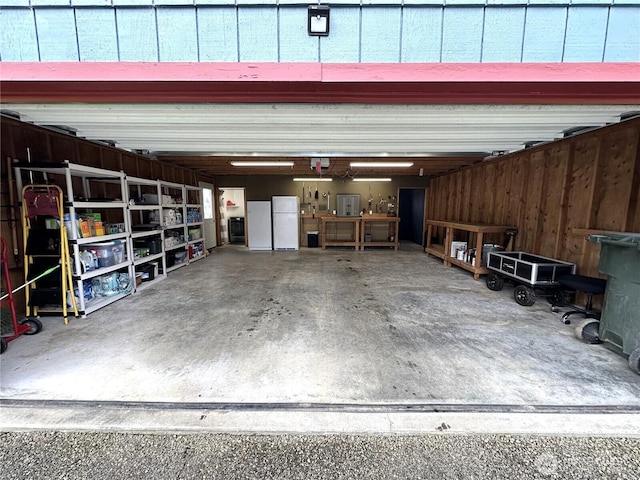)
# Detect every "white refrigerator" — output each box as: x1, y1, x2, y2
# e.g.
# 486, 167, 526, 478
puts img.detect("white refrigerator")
247, 201, 272, 250
272, 196, 299, 251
